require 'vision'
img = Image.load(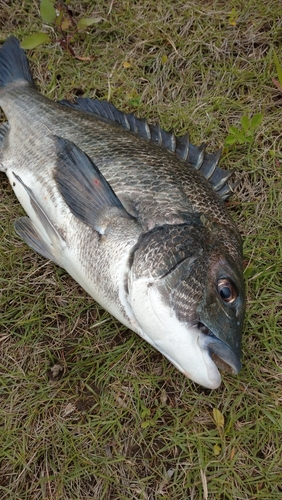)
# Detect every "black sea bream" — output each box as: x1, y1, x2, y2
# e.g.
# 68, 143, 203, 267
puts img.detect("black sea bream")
0, 37, 245, 389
